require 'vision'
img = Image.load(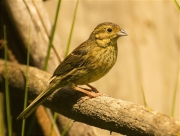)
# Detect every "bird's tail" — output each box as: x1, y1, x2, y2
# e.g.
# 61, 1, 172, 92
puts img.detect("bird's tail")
17, 77, 61, 119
